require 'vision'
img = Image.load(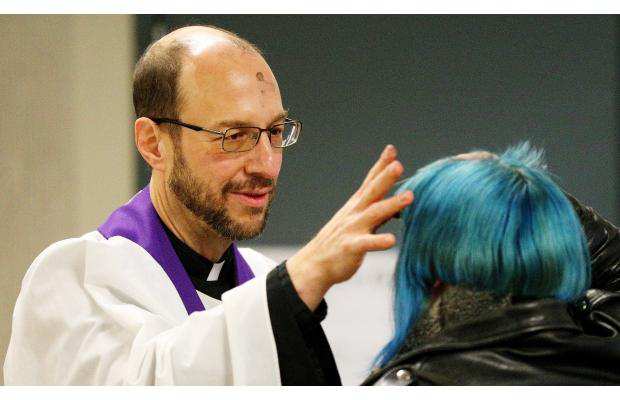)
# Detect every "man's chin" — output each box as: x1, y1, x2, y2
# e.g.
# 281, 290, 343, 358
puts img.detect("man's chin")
222, 195, 272, 239
226, 208, 267, 235
232, 209, 267, 226
227, 220, 266, 241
